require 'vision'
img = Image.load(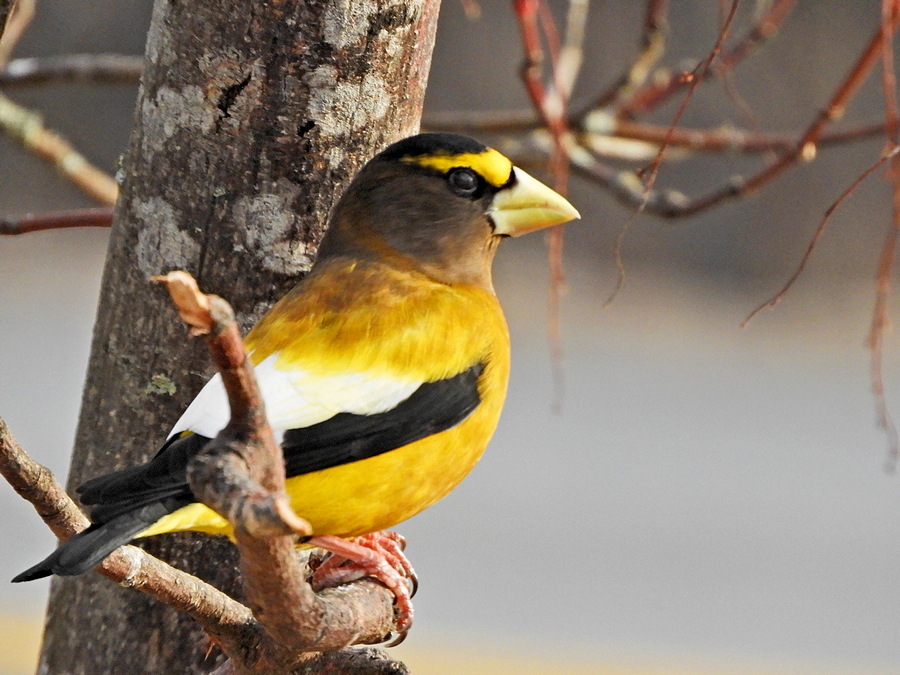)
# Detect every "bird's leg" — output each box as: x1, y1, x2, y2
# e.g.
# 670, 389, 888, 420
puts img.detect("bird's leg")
307, 531, 417, 636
